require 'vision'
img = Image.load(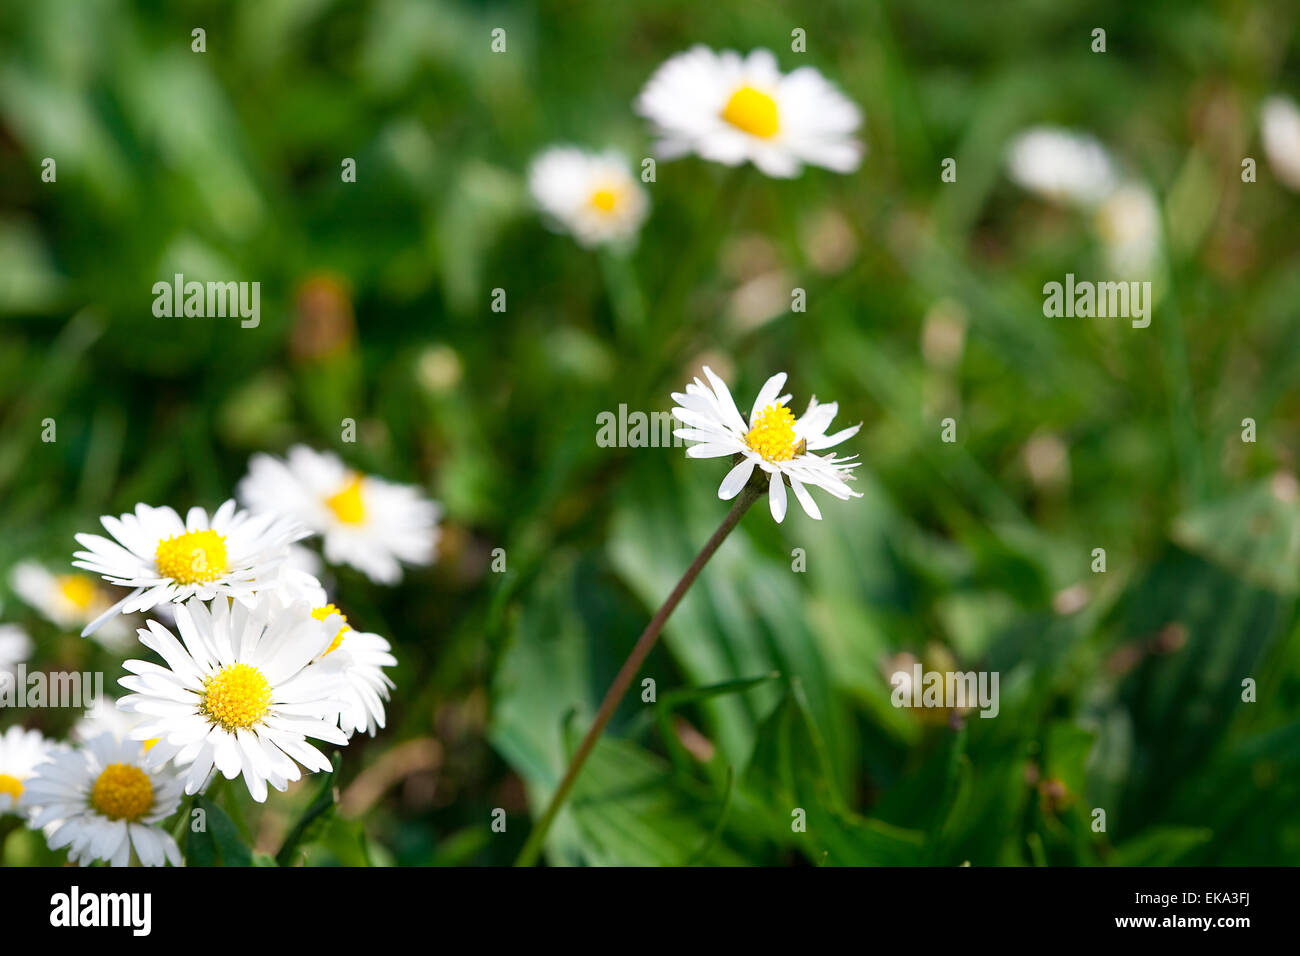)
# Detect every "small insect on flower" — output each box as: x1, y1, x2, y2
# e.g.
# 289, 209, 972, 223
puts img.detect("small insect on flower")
0, 725, 56, 817
1005, 127, 1118, 207
117, 597, 351, 802
671, 366, 863, 522
636, 46, 863, 178
72, 501, 308, 636
310, 603, 397, 738
238, 446, 441, 585
10, 561, 134, 647
529, 147, 650, 248
24, 734, 184, 867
